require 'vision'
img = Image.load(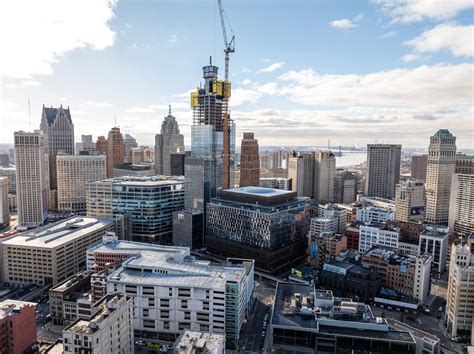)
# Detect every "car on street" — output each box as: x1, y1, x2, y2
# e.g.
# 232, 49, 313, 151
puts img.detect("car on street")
135, 340, 146, 346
